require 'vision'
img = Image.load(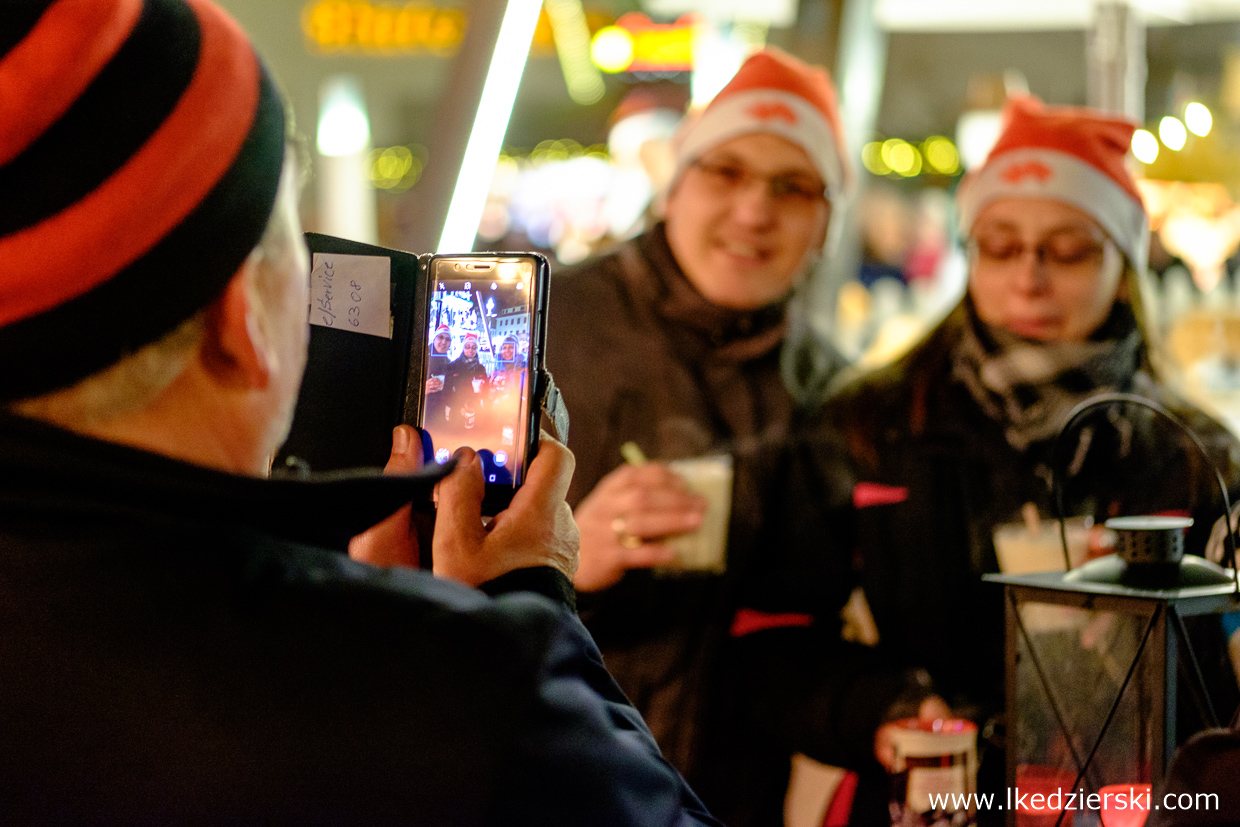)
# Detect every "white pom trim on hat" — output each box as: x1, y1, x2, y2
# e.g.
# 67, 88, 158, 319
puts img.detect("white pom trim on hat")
957, 147, 1149, 273
673, 89, 845, 201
